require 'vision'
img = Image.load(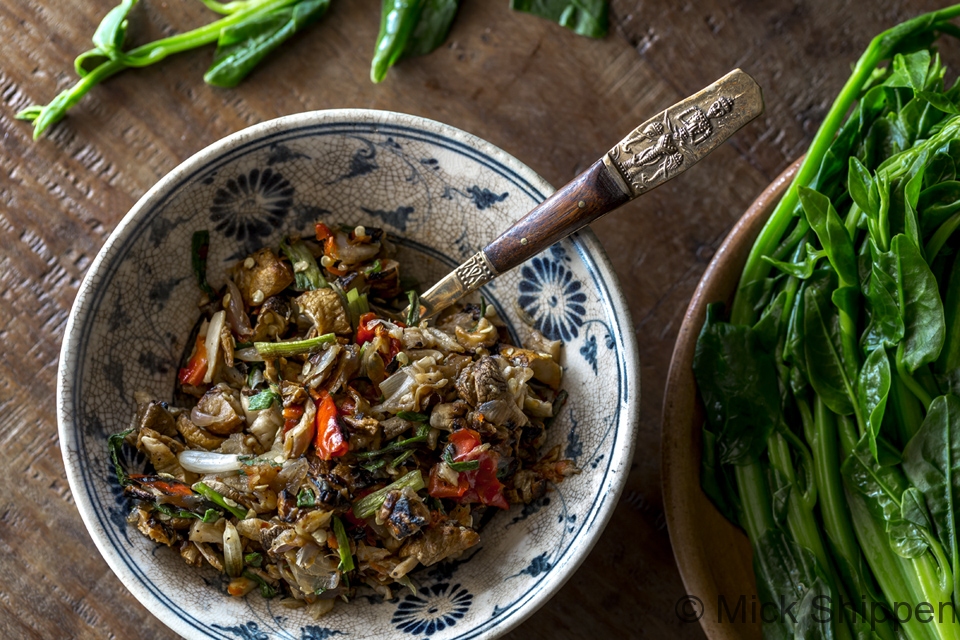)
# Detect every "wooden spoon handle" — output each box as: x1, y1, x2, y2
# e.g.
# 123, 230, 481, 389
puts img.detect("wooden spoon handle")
418, 68, 763, 319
